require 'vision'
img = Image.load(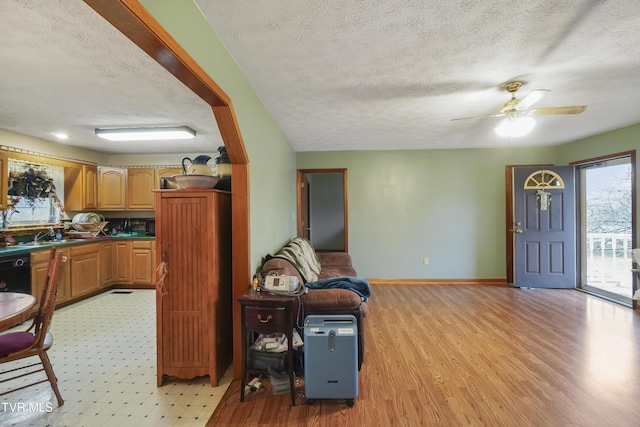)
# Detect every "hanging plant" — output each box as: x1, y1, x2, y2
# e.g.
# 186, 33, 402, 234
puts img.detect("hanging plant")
8, 167, 64, 213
